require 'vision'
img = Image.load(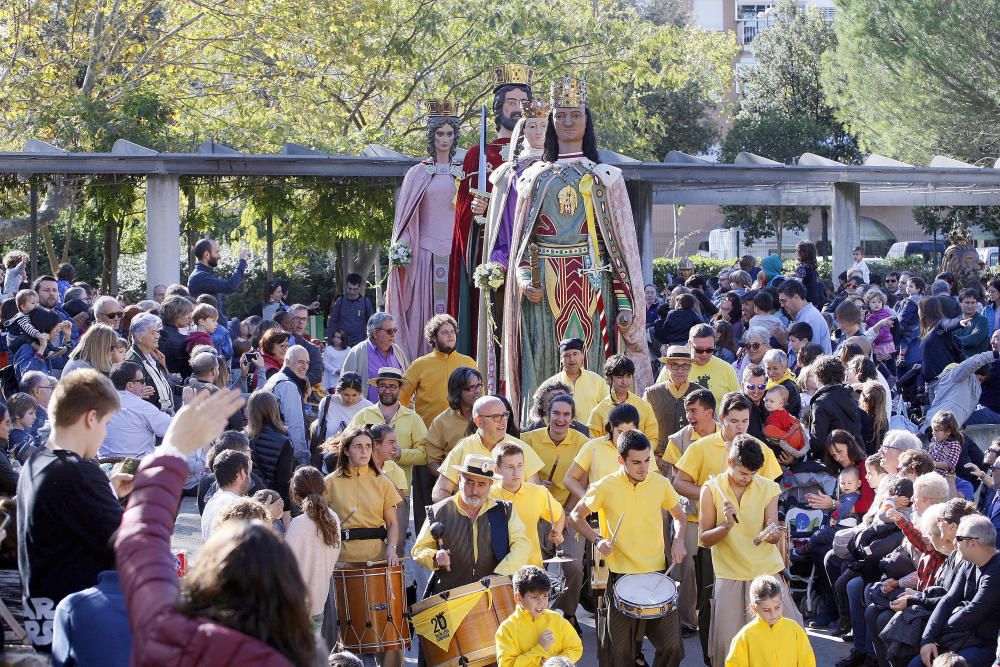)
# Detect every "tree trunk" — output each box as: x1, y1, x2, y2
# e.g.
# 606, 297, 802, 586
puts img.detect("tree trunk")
185, 189, 197, 276
40, 225, 59, 275
102, 218, 120, 295
61, 203, 75, 265
774, 207, 784, 258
